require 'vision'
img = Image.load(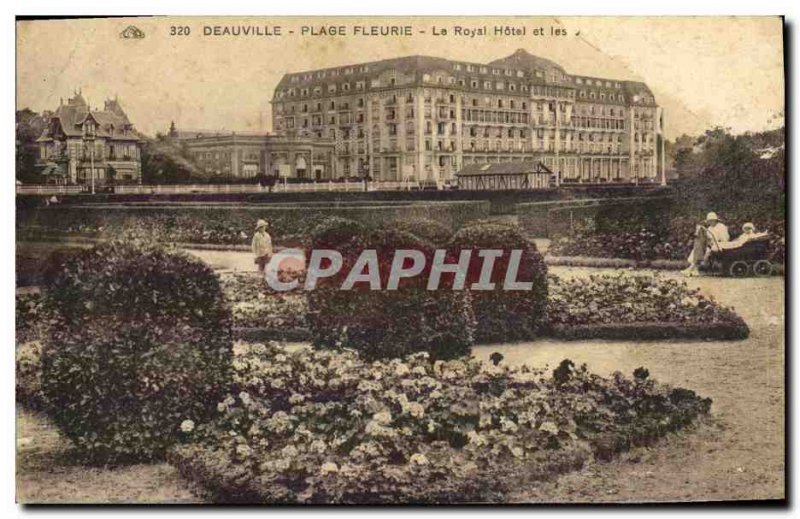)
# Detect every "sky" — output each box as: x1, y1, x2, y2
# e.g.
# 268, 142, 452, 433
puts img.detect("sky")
16, 16, 785, 140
